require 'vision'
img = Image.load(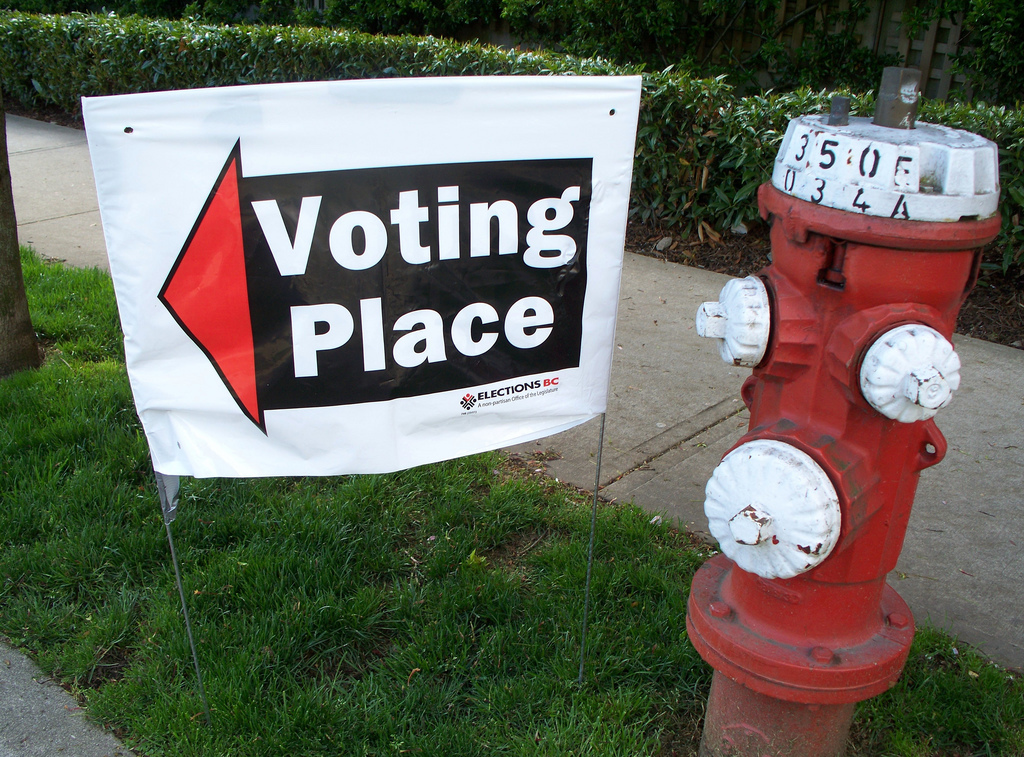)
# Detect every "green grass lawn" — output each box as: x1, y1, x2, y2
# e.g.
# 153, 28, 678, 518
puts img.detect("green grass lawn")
1, 248, 1022, 756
